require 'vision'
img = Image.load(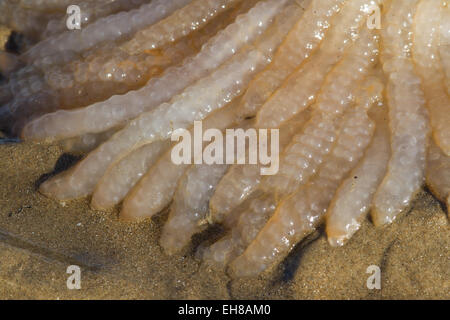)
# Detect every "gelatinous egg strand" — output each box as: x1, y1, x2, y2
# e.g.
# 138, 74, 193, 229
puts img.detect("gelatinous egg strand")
372, 0, 429, 226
